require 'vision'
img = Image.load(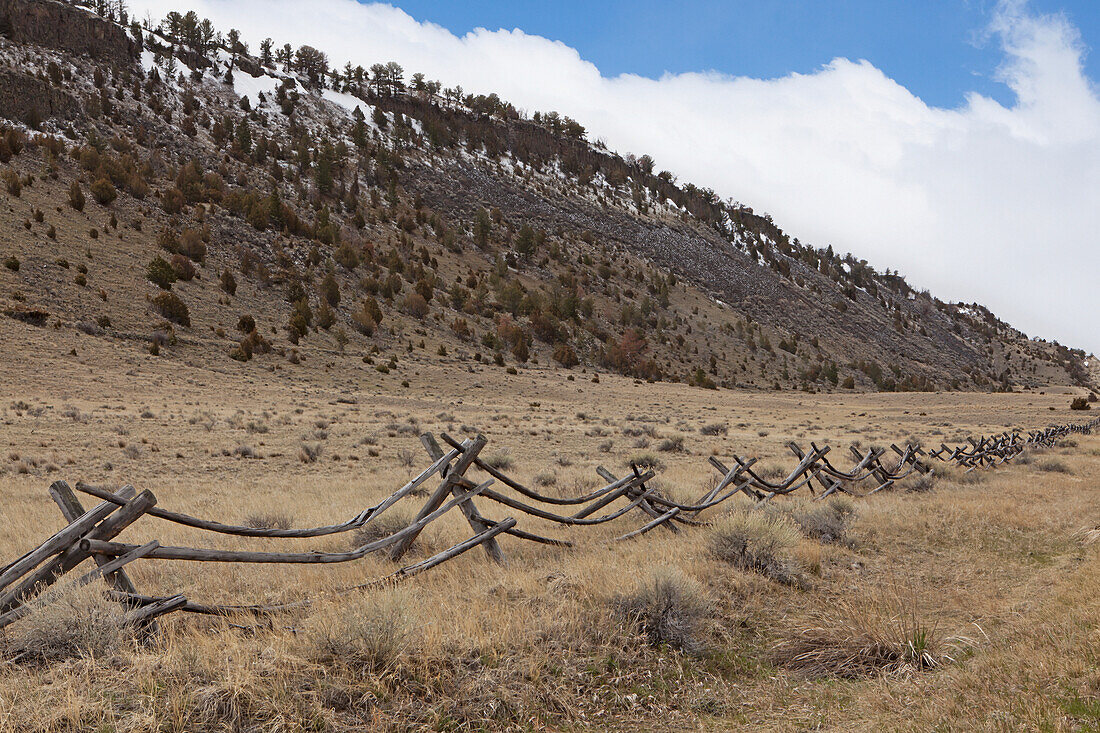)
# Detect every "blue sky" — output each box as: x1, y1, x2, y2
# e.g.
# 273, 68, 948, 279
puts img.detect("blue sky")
390, 0, 1098, 109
